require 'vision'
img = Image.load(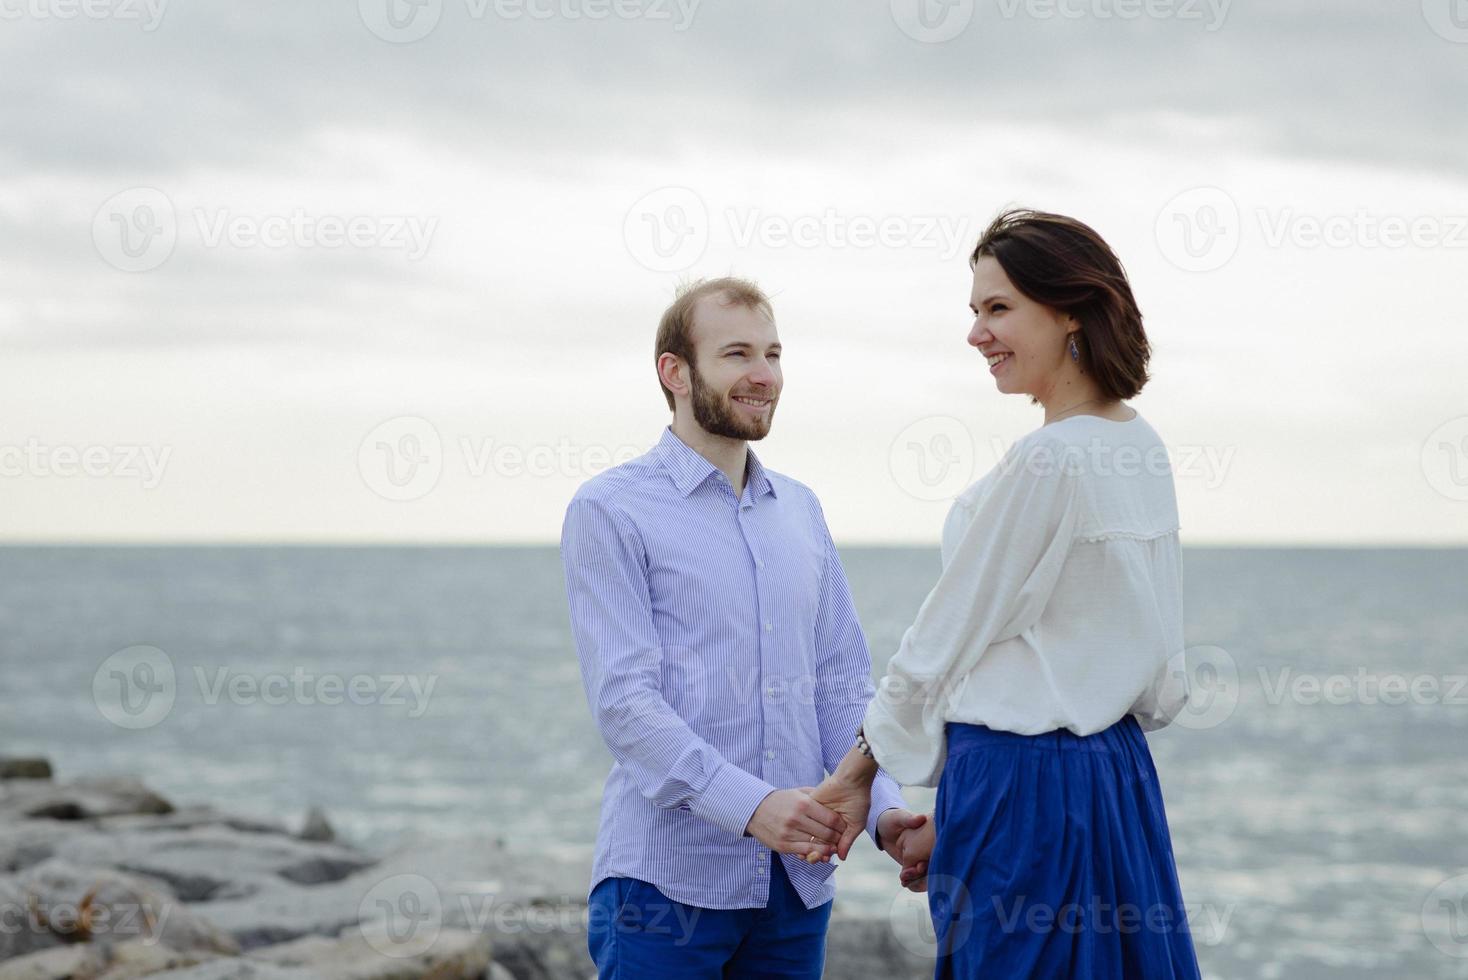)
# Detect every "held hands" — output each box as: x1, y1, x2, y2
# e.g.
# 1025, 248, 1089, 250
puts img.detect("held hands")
804, 771, 872, 862
884, 810, 935, 893
744, 788, 849, 862
742, 783, 937, 891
